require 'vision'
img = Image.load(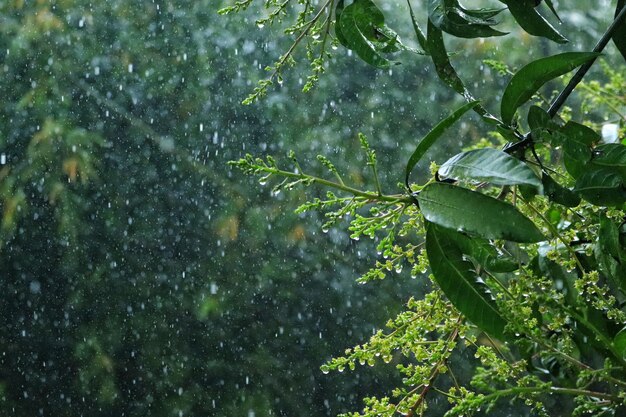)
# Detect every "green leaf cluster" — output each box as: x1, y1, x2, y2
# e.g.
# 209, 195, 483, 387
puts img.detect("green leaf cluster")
227, 1, 626, 416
